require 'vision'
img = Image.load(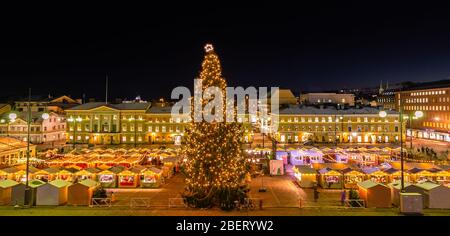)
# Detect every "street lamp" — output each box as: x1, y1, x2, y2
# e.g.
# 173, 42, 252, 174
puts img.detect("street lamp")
379, 109, 406, 191
24, 88, 49, 207
408, 110, 423, 149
